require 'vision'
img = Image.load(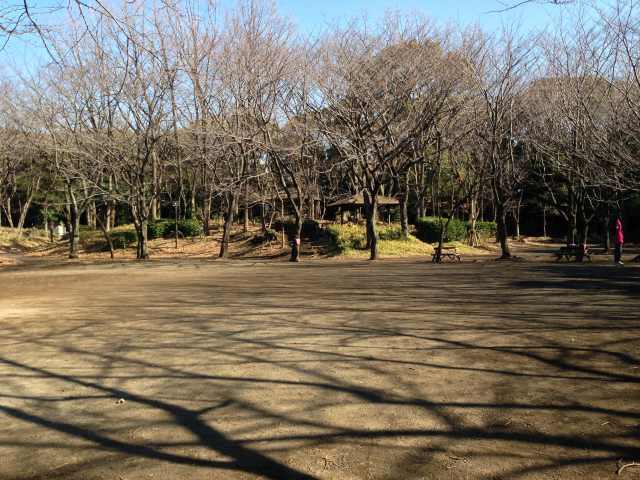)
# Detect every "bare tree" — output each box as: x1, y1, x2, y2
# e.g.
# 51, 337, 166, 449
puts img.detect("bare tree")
468, 29, 536, 259
312, 16, 464, 259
